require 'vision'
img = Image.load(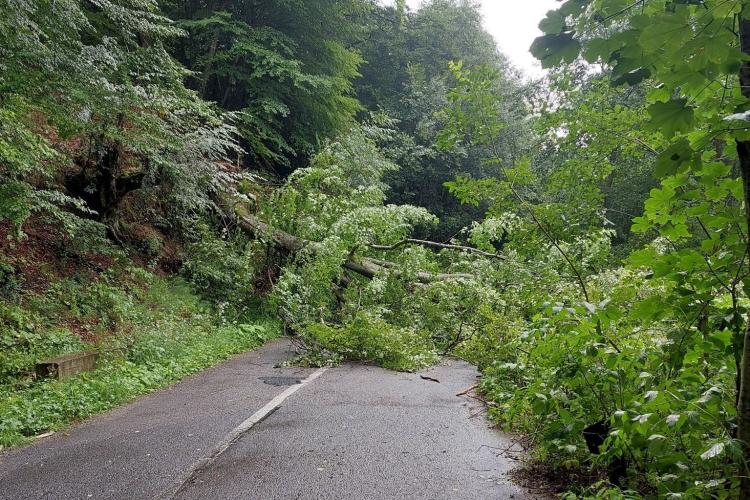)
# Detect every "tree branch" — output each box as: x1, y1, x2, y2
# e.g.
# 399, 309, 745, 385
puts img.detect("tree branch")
233, 204, 473, 283
369, 238, 505, 259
